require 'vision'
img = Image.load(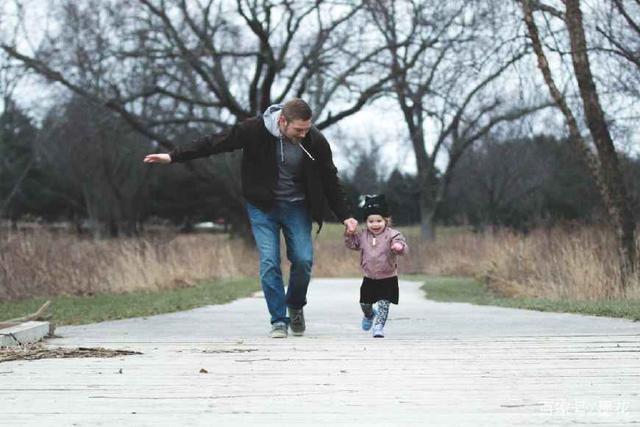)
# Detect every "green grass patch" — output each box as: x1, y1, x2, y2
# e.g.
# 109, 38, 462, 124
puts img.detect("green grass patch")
414, 275, 640, 321
0, 277, 260, 326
